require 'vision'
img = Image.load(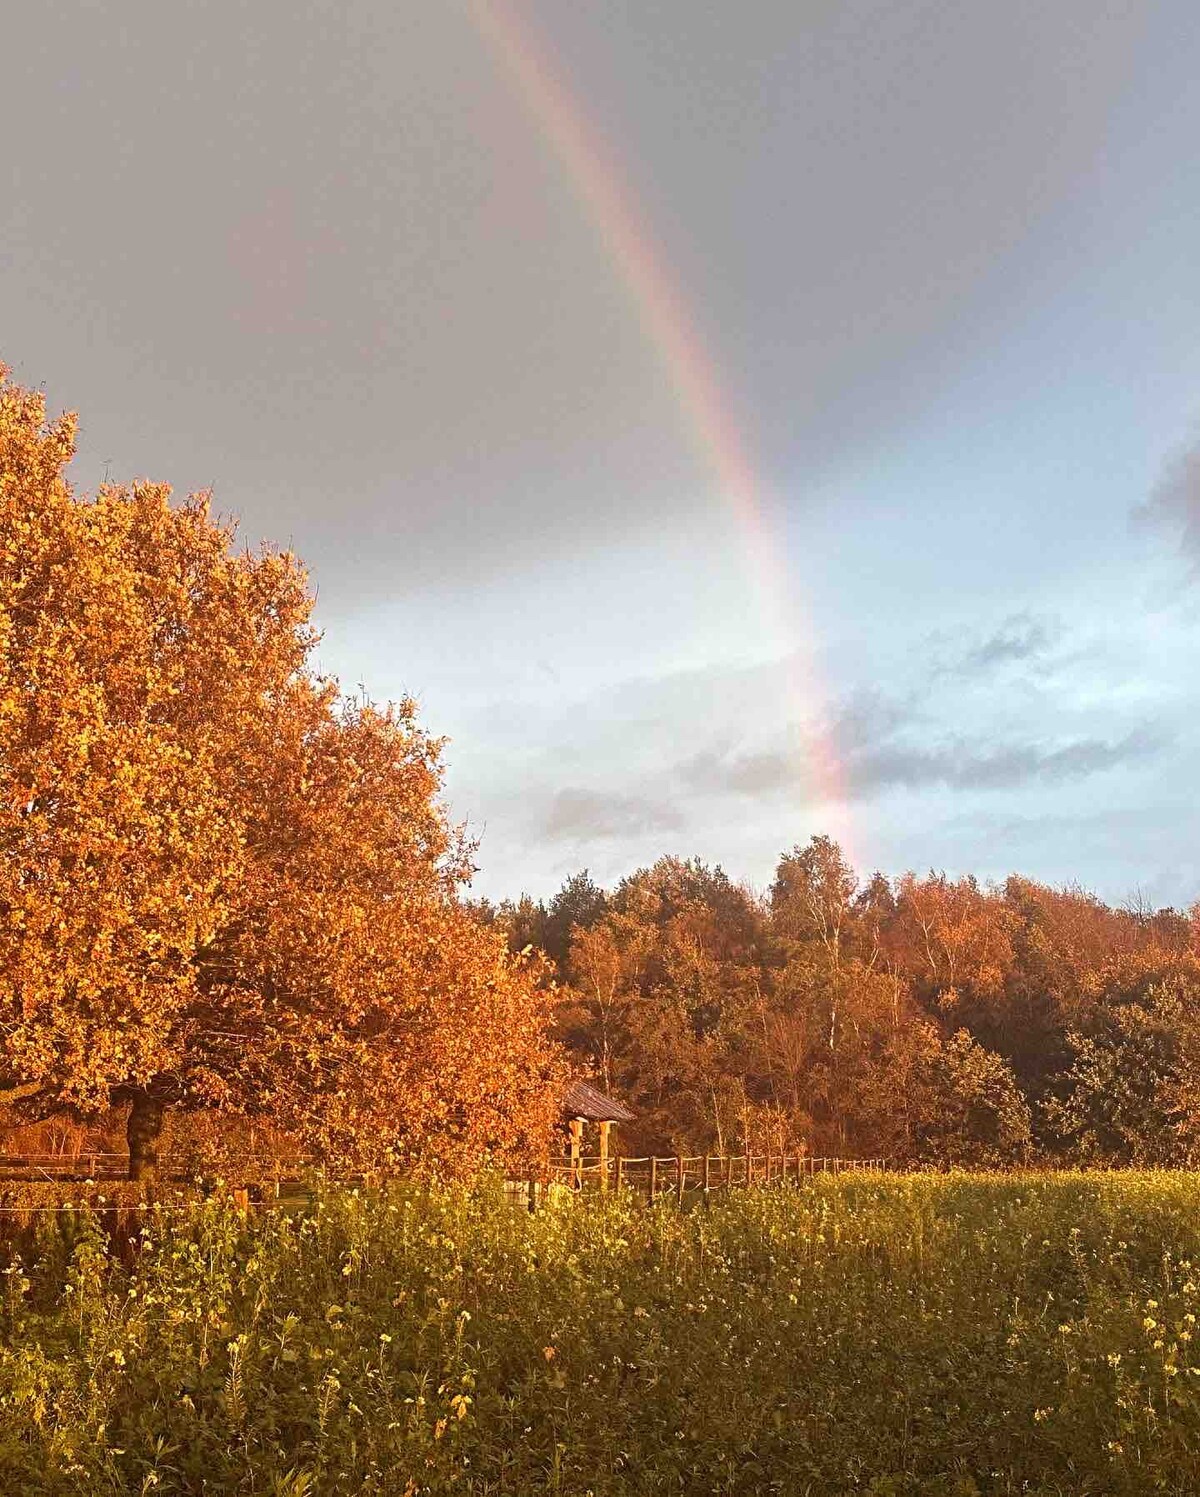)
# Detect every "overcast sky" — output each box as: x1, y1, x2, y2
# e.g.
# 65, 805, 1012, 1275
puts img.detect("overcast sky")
4, 1, 1199, 904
